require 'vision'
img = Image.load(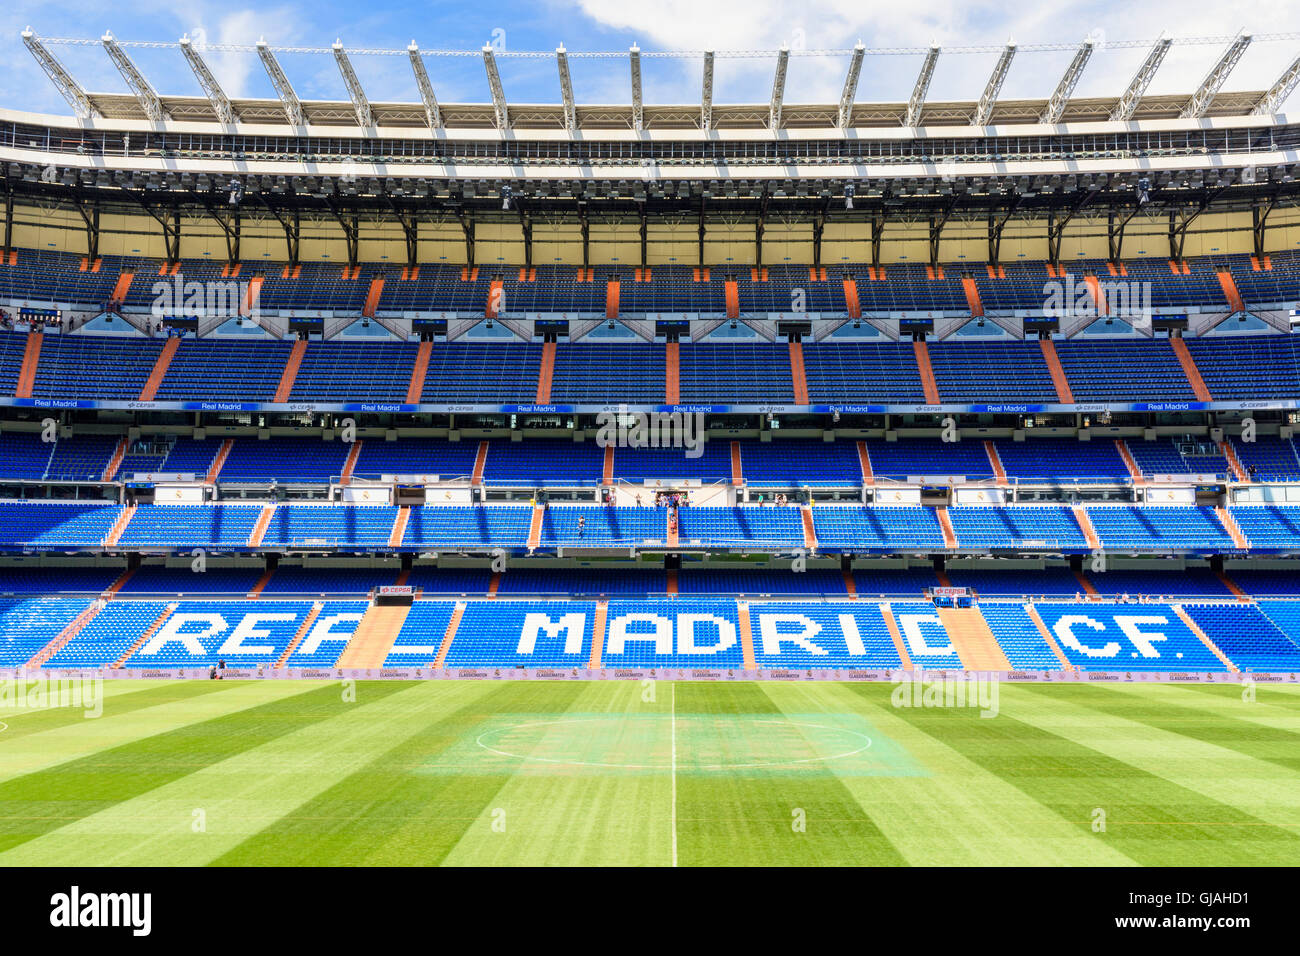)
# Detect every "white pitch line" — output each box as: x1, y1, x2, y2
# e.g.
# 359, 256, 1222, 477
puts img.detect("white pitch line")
670, 682, 678, 868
